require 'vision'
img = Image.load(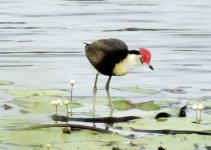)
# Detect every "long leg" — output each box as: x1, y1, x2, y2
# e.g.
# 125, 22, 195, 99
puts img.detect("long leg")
105, 76, 114, 110
93, 74, 98, 117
